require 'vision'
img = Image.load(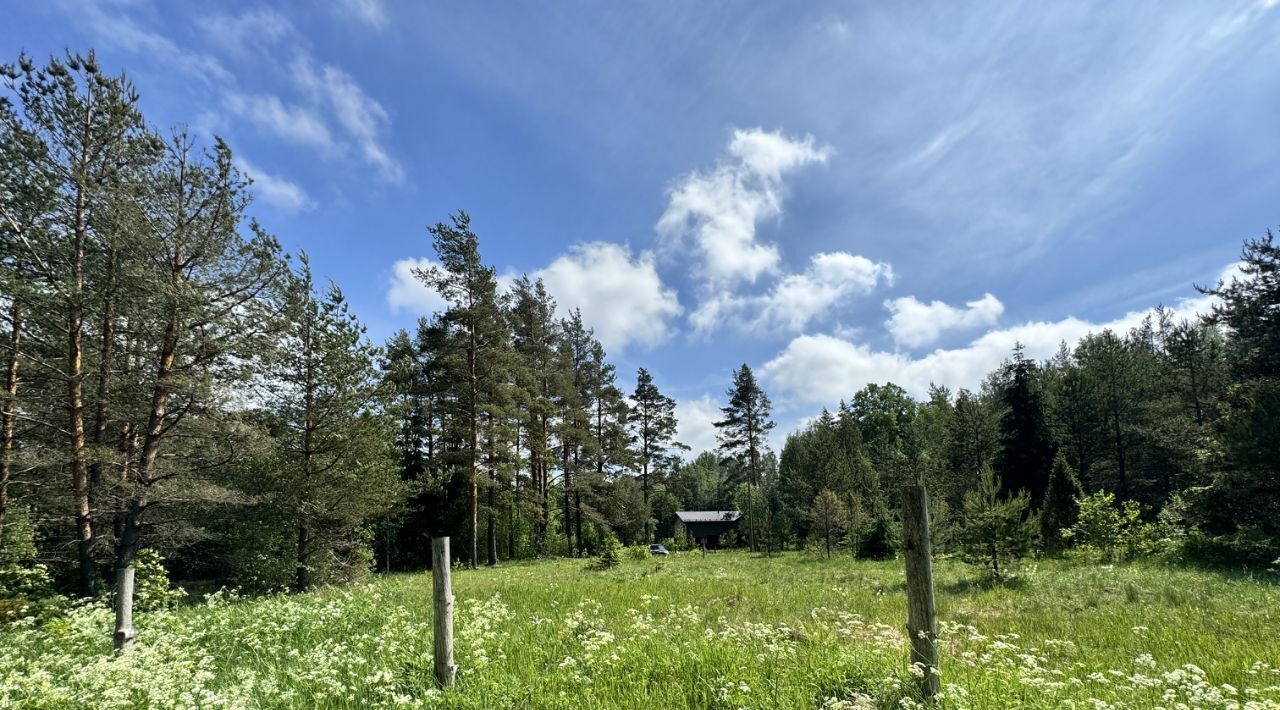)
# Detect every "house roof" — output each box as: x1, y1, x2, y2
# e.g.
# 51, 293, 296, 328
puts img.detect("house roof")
675, 510, 742, 523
